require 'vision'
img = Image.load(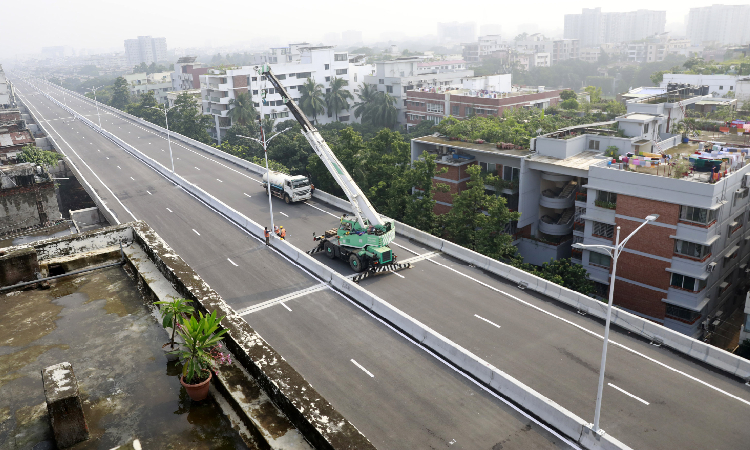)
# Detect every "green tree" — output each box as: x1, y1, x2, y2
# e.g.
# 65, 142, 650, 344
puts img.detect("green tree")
228, 91, 257, 127
18, 145, 61, 167
168, 92, 214, 144
683, 57, 705, 70
133, 62, 148, 73
441, 164, 520, 254
110, 76, 130, 110
325, 77, 354, 120
650, 70, 668, 85
520, 259, 593, 294
559, 90, 577, 100
353, 83, 378, 122
561, 98, 579, 110
403, 151, 449, 234
126, 91, 164, 126
299, 78, 326, 124
369, 92, 398, 128
583, 85, 602, 103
